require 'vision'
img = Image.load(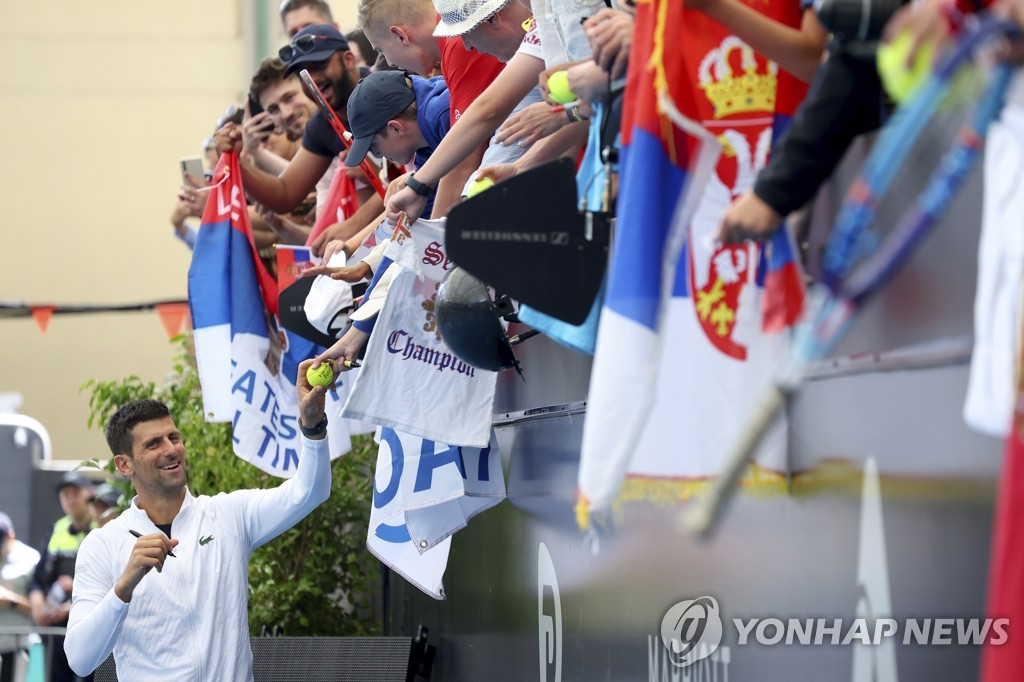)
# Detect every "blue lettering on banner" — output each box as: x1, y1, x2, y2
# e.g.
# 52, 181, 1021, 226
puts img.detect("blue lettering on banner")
414, 441, 465, 493
233, 370, 256, 404
374, 429, 404, 509
232, 411, 242, 445
257, 424, 275, 459
477, 445, 492, 481
279, 414, 297, 440
375, 522, 412, 543
260, 381, 276, 413
282, 448, 299, 472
